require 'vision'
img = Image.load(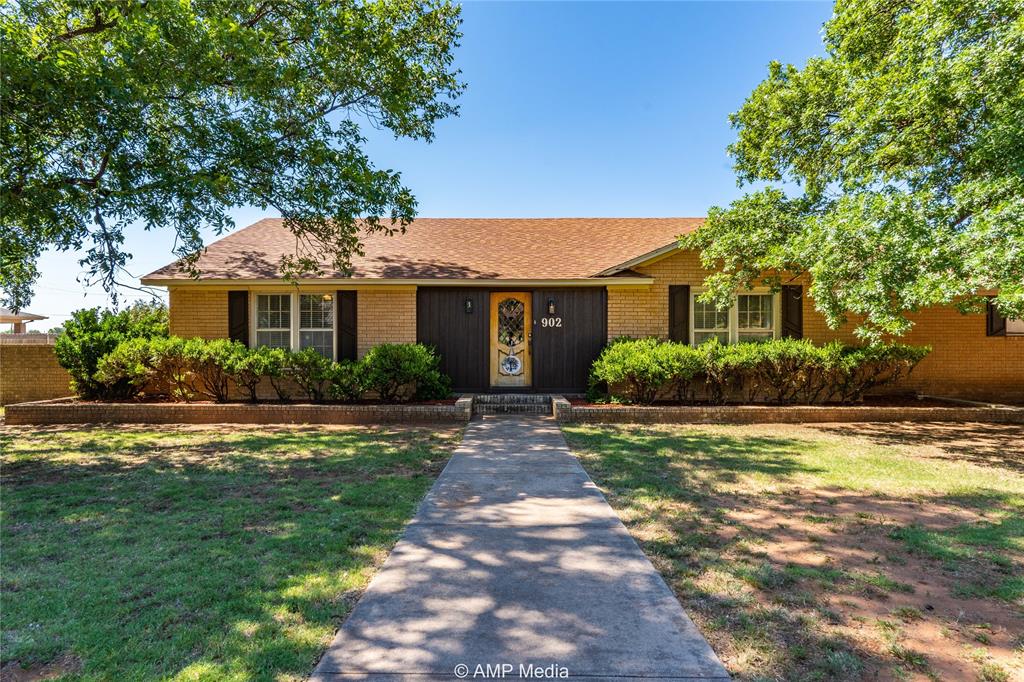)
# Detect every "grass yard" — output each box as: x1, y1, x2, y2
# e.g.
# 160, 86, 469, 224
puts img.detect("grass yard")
563, 422, 1024, 682
0, 424, 460, 681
